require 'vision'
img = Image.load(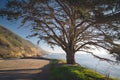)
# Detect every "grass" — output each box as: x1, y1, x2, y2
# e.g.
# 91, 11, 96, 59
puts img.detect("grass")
50, 59, 116, 80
